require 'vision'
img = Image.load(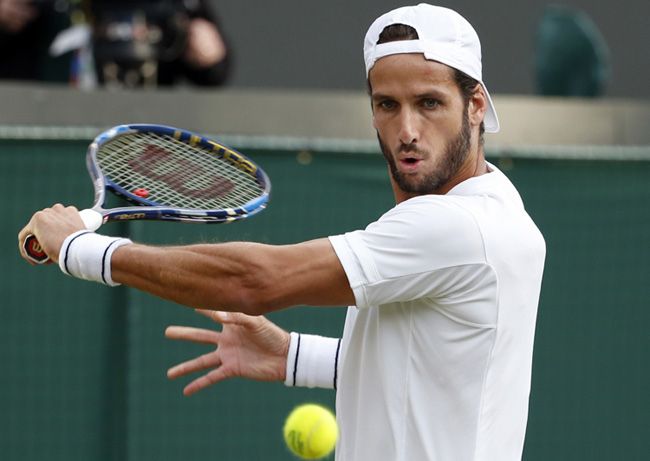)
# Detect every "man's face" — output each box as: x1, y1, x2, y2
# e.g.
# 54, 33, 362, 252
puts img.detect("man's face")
369, 54, 472, 200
